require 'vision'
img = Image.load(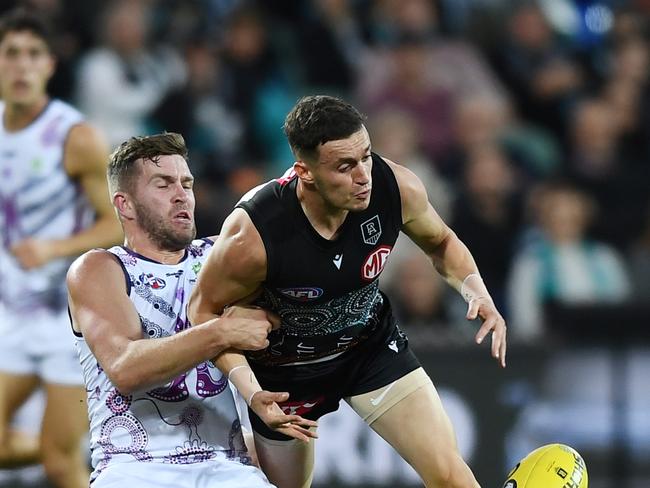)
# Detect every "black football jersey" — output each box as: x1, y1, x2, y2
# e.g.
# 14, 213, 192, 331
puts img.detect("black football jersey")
236, 153, 402, 365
